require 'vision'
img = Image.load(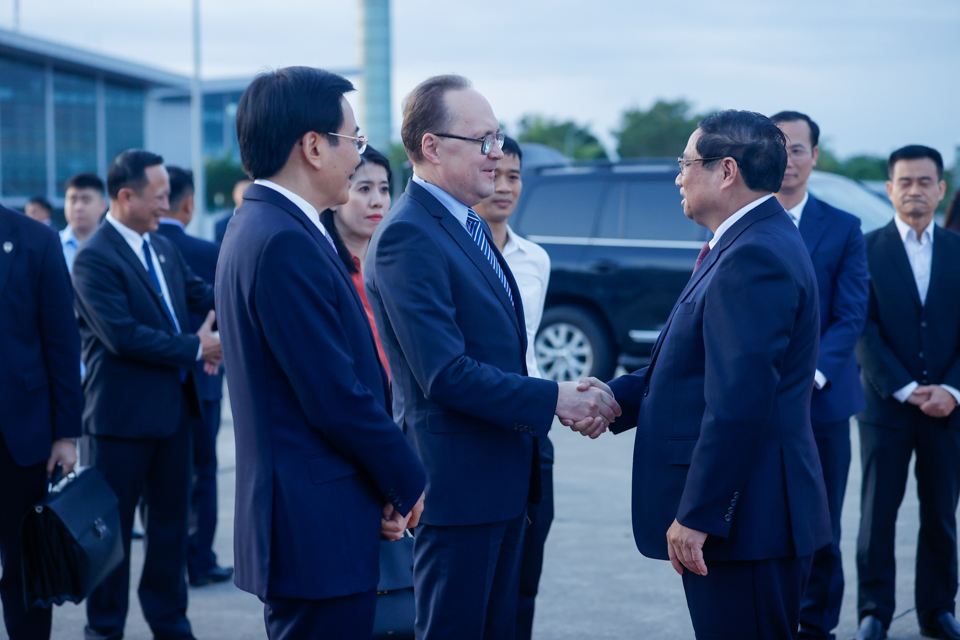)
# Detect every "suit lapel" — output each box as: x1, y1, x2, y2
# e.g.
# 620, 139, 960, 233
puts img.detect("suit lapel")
0, 211, 19, 301
879, 221, 923, 310
798, 197, 828, 255
928, 226, 952, 308
152, 235, 190, 330
102, 224, 176, 326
